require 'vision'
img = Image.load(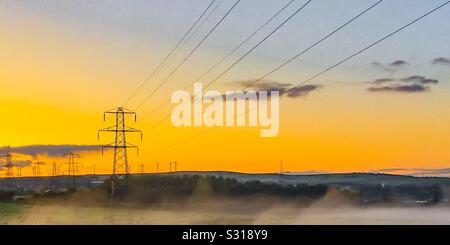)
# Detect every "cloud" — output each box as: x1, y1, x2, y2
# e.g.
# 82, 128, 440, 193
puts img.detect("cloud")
373, 78, 395, 84
371, 62, 395, 72
234, 80, 290, 93
367, 83, 430, 93
0, 144, 102, 158
12, 160, 33, 167
432, 57, 450, 66
232, 80, 322, 98
285, 84, 322, 98
371, 167, 450, 176
0, 159, 33, 167
401, 75, 438, 84
371, 60, 409, 72
389, 60, 409, 67
372, 76, 439, 85
367, 74, 439, 93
